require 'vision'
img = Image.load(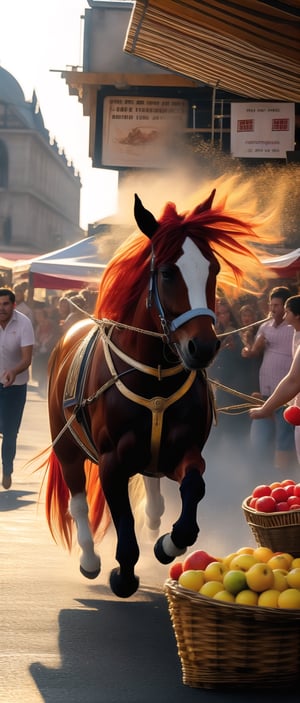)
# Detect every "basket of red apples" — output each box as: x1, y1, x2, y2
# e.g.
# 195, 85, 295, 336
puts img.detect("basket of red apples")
242, 479, 300, 557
